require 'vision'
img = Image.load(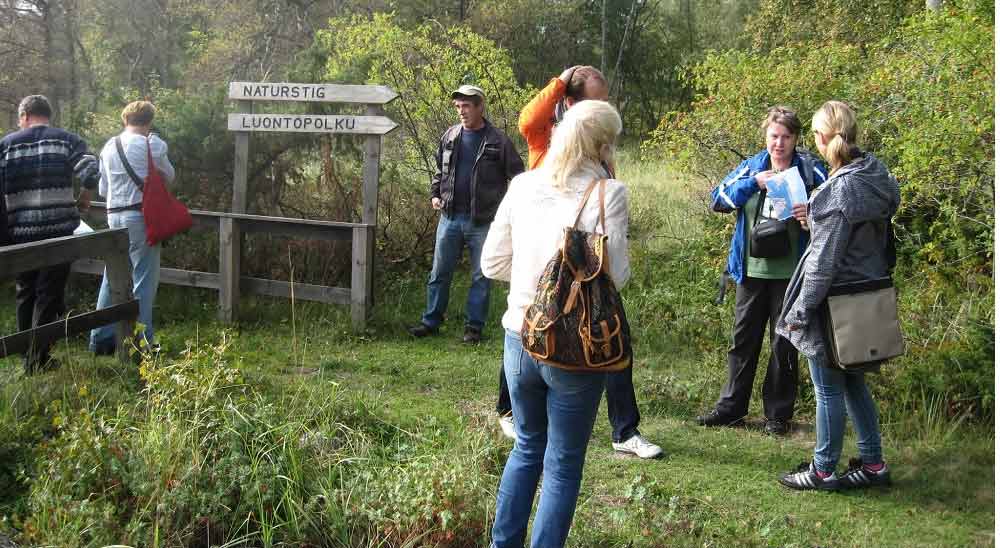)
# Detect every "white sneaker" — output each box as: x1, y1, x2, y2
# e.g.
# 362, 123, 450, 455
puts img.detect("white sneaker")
612, 434, 663, 459
498, 414, 516, 440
